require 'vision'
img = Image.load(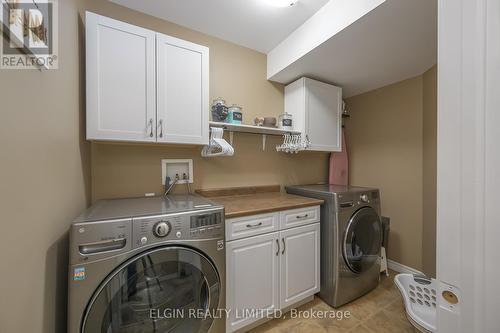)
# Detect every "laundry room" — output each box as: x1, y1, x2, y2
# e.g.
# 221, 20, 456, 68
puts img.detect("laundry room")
2, 0, 498, 333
